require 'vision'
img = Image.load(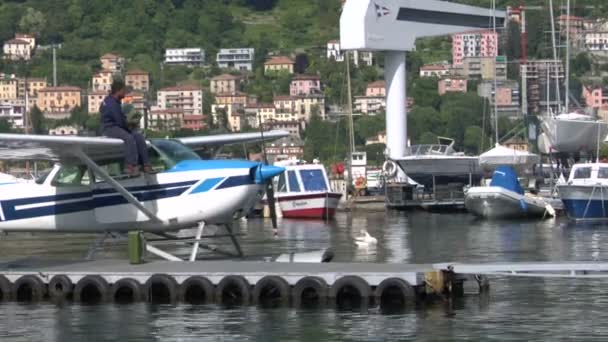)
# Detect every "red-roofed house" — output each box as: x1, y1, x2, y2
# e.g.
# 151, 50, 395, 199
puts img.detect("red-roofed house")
92, 69, 113, 92
419, 64, 450, 78
438, 77, 468, 95
37, 86, 82, 119
182, 114, 206, 131
156, 85, 203, 115
366, 81, 386, 97
100, 53, 125, 74
125, 69, 150, 92
3, 39, 32, 60
210, 74, 242, 94
264, 56, 295, 74
149, 108, 184, 131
